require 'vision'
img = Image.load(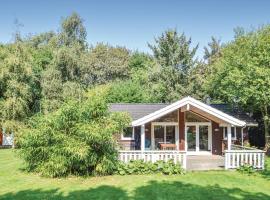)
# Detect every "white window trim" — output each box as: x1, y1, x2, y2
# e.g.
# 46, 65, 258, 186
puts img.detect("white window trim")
223, 127, 237, 140
121, 127, 135, 140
